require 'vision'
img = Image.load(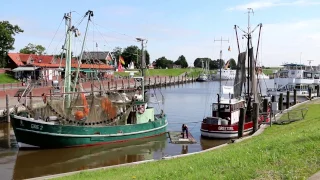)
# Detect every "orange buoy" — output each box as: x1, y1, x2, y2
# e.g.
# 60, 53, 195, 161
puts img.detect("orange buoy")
74, 110, 85, 120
